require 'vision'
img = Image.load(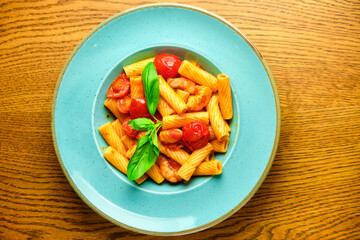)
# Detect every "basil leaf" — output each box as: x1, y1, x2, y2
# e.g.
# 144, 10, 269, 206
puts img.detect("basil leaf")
141, 62, 159, 117
128, 118, 155, 131
127, 133, 158, 181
